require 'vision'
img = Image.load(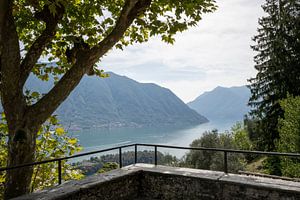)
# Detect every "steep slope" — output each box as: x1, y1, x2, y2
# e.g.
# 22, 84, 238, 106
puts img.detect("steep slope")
187, 86, 250, 122
26, 72, 208, 129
